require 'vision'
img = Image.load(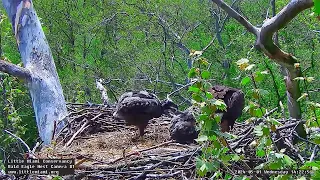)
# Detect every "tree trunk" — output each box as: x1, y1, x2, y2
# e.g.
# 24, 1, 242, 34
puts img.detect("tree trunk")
1, 0, 68, 145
